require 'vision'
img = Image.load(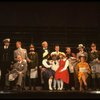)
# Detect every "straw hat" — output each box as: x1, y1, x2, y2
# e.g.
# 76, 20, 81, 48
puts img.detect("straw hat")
77, 44, 85, 49
59, 52, 66, 57
51, 52, 57, 57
